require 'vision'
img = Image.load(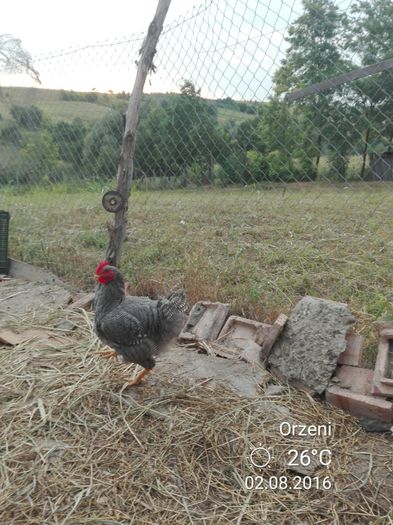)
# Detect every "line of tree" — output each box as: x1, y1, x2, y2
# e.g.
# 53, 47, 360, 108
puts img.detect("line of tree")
1, 0, 392, 187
